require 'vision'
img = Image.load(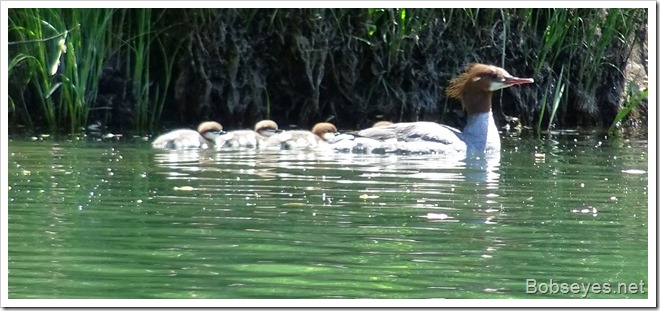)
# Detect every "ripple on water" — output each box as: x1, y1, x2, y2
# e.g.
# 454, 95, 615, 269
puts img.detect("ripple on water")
7, 137, 649, 299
